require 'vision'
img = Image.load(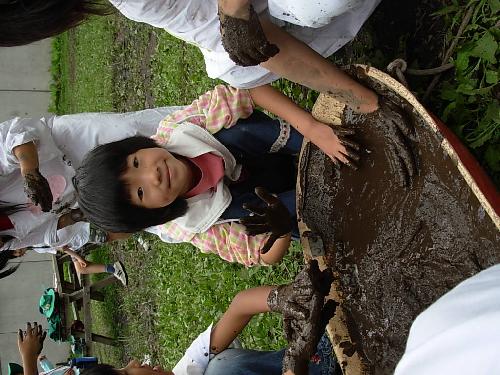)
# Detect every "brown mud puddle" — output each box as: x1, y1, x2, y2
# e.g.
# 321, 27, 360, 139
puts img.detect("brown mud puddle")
299, 69, 499, 374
